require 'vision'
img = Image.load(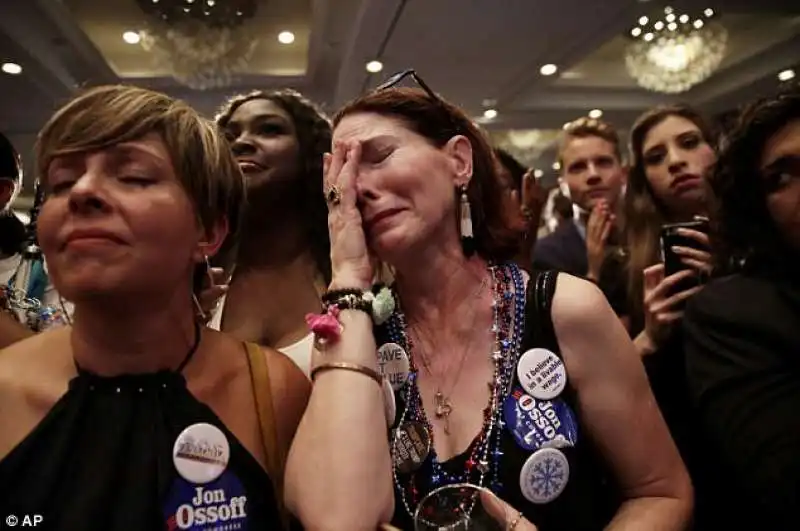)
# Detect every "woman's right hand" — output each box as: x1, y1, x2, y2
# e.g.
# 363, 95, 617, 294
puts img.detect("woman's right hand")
480, 490, 538, 530
640, 264, 703, 351
324, 140, 373, 290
